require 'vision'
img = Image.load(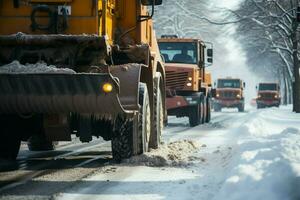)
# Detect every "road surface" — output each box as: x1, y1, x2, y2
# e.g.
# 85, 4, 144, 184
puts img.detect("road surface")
0, 106, 300, 200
